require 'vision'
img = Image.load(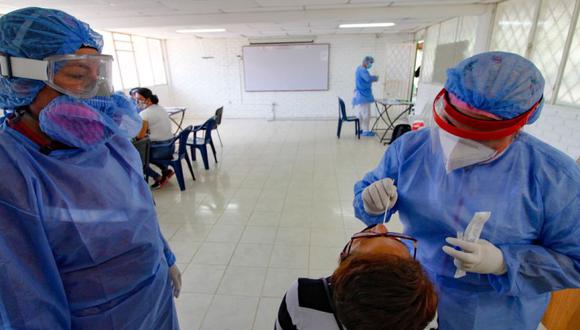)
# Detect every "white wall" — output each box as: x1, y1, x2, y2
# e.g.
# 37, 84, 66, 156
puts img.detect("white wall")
163, 34, 414, 120
148, 84, 171, 103
525, 105, 580, 158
